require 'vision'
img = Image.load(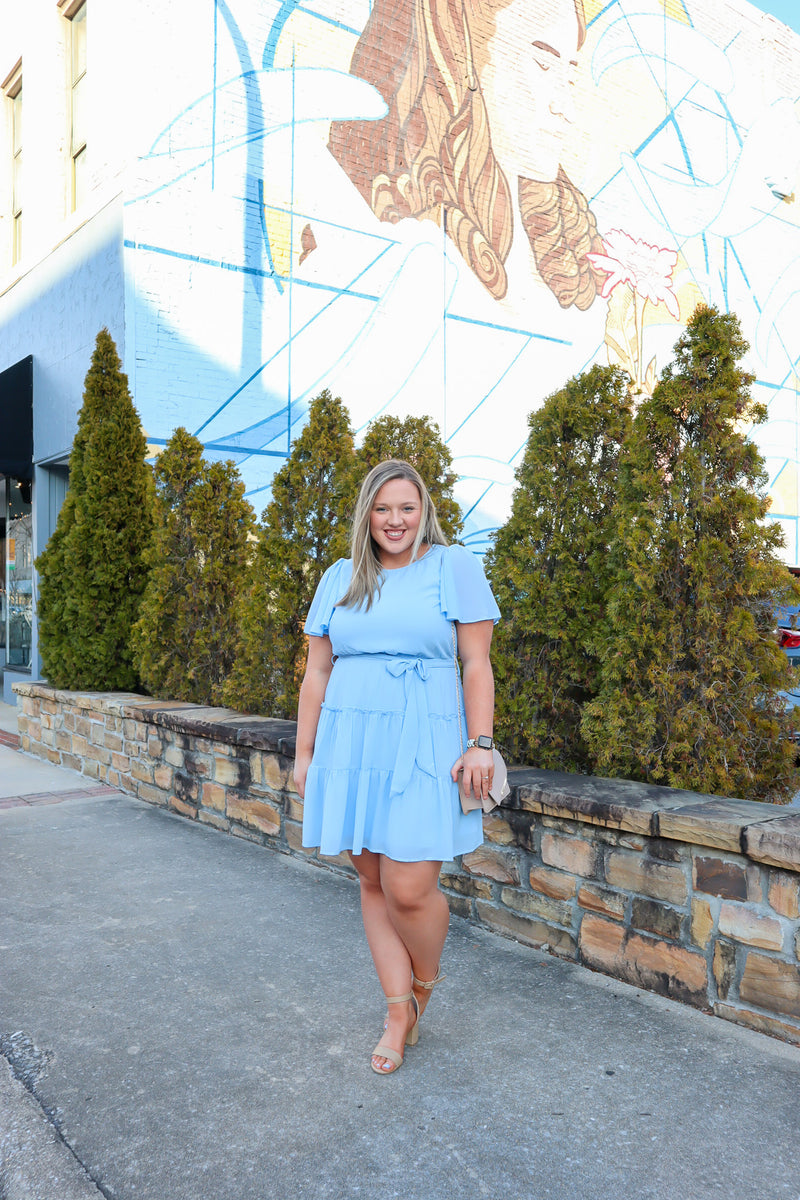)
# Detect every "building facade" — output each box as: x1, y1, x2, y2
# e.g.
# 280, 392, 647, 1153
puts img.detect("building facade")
2, 0, 800, 701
